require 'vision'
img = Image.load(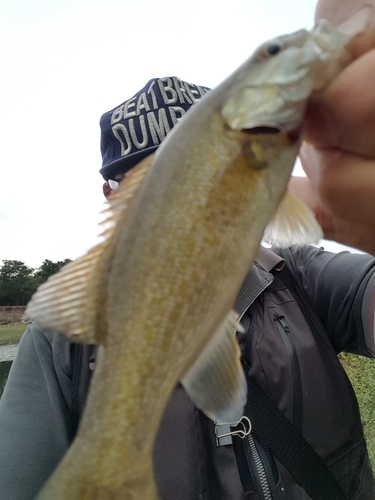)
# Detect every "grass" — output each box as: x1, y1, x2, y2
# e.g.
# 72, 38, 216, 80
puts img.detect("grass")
0, 324, 27, 346
339, 353, 375, 466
